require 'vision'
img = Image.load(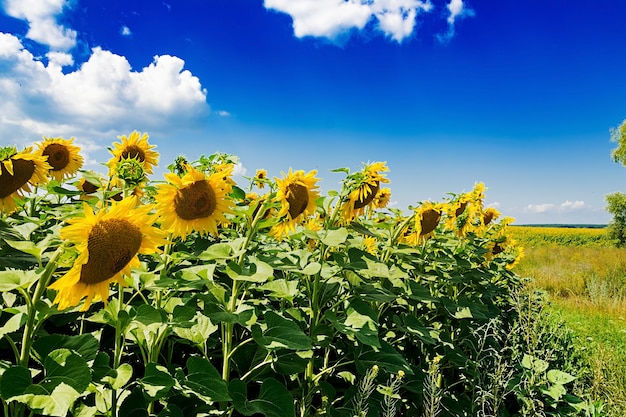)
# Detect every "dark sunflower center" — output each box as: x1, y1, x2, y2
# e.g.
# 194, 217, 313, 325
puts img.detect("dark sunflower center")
81, 180, 99, 194
121, 145, 146, 162
0, 159, 35, 198
42, 143, 70, 171
79, 219, 142, 284
492, 243, 504, 255
483, 212, 494, 226
455, 202, 468, 217
286, 183, 309, 219
420, 209, 441, 236
174, 180, 217, 220
354, 182, 380, 209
